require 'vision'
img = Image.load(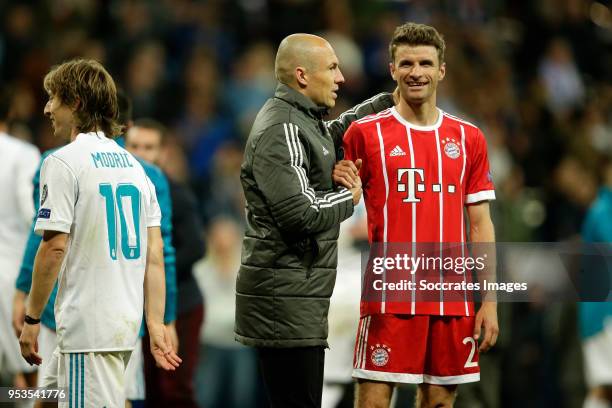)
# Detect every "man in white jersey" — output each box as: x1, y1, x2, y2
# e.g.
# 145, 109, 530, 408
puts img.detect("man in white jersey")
18, 59, 181, 407
0, 88, 40, 390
